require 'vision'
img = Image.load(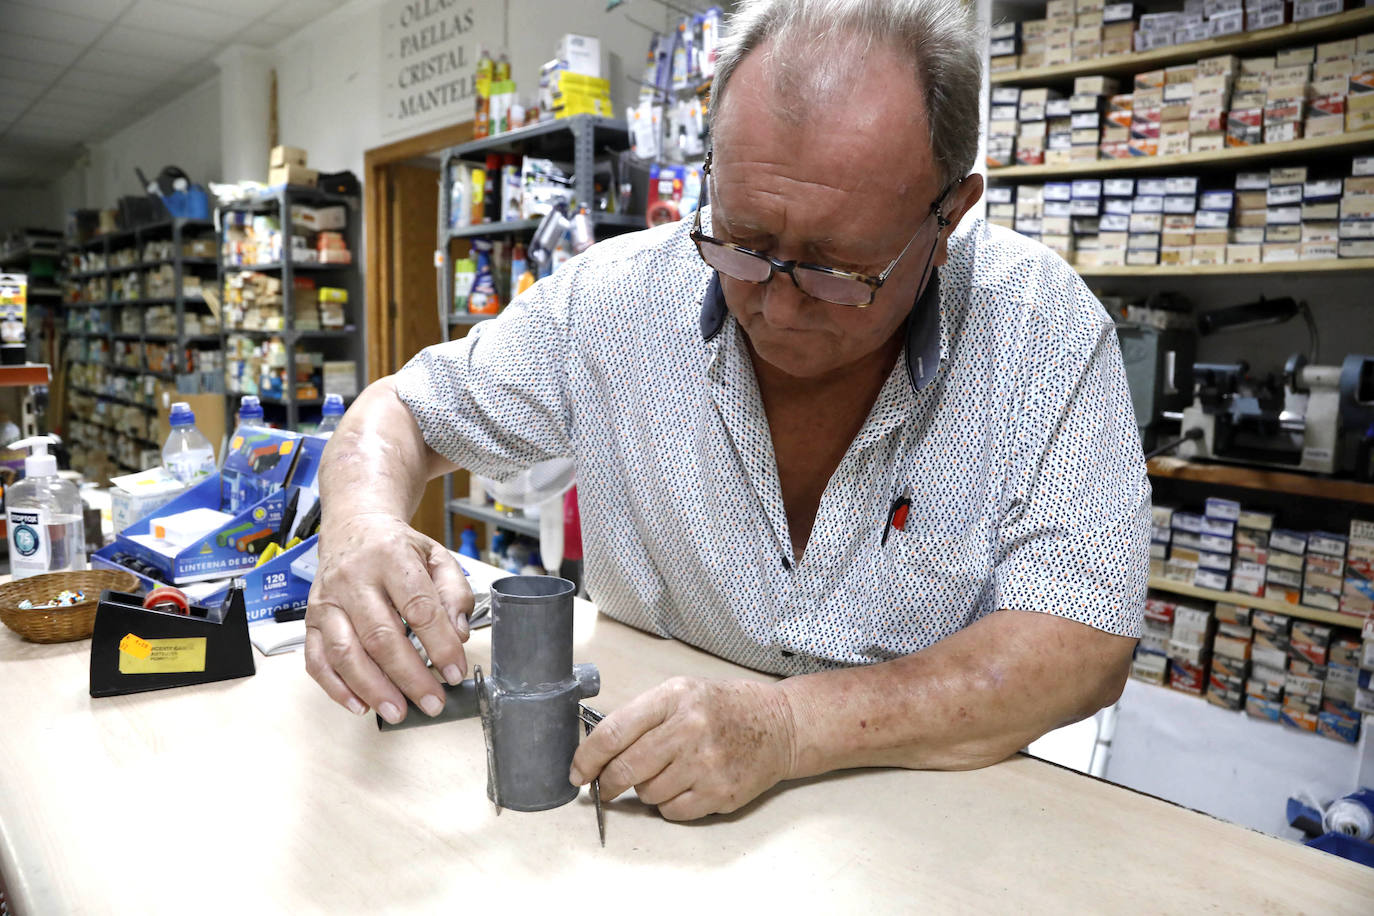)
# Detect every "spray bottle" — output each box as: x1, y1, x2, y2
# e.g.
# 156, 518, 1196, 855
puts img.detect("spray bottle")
6, 436, 86, 579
